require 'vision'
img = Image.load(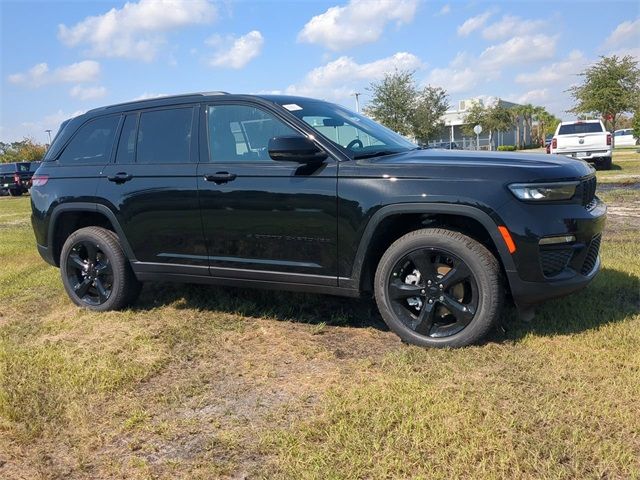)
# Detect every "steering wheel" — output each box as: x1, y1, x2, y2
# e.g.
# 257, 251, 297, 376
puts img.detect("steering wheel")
346, 139, 364, 151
